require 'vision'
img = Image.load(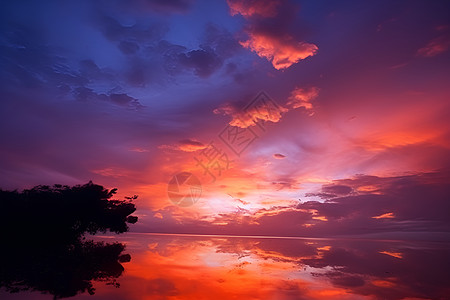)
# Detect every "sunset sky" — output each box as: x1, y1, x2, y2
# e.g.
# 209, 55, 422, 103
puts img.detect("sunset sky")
1, 0, 449, 239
